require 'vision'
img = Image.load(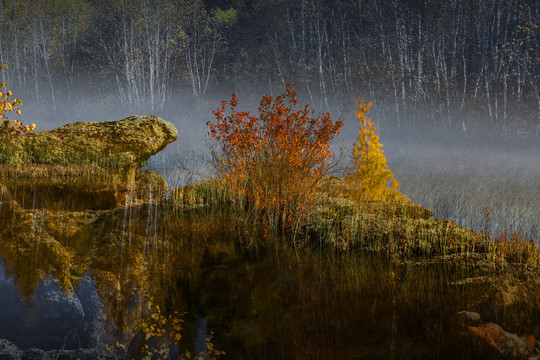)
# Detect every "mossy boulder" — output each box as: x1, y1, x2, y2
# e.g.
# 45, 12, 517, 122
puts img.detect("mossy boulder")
0, 116, 177, 169
0, 116, 177, 207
